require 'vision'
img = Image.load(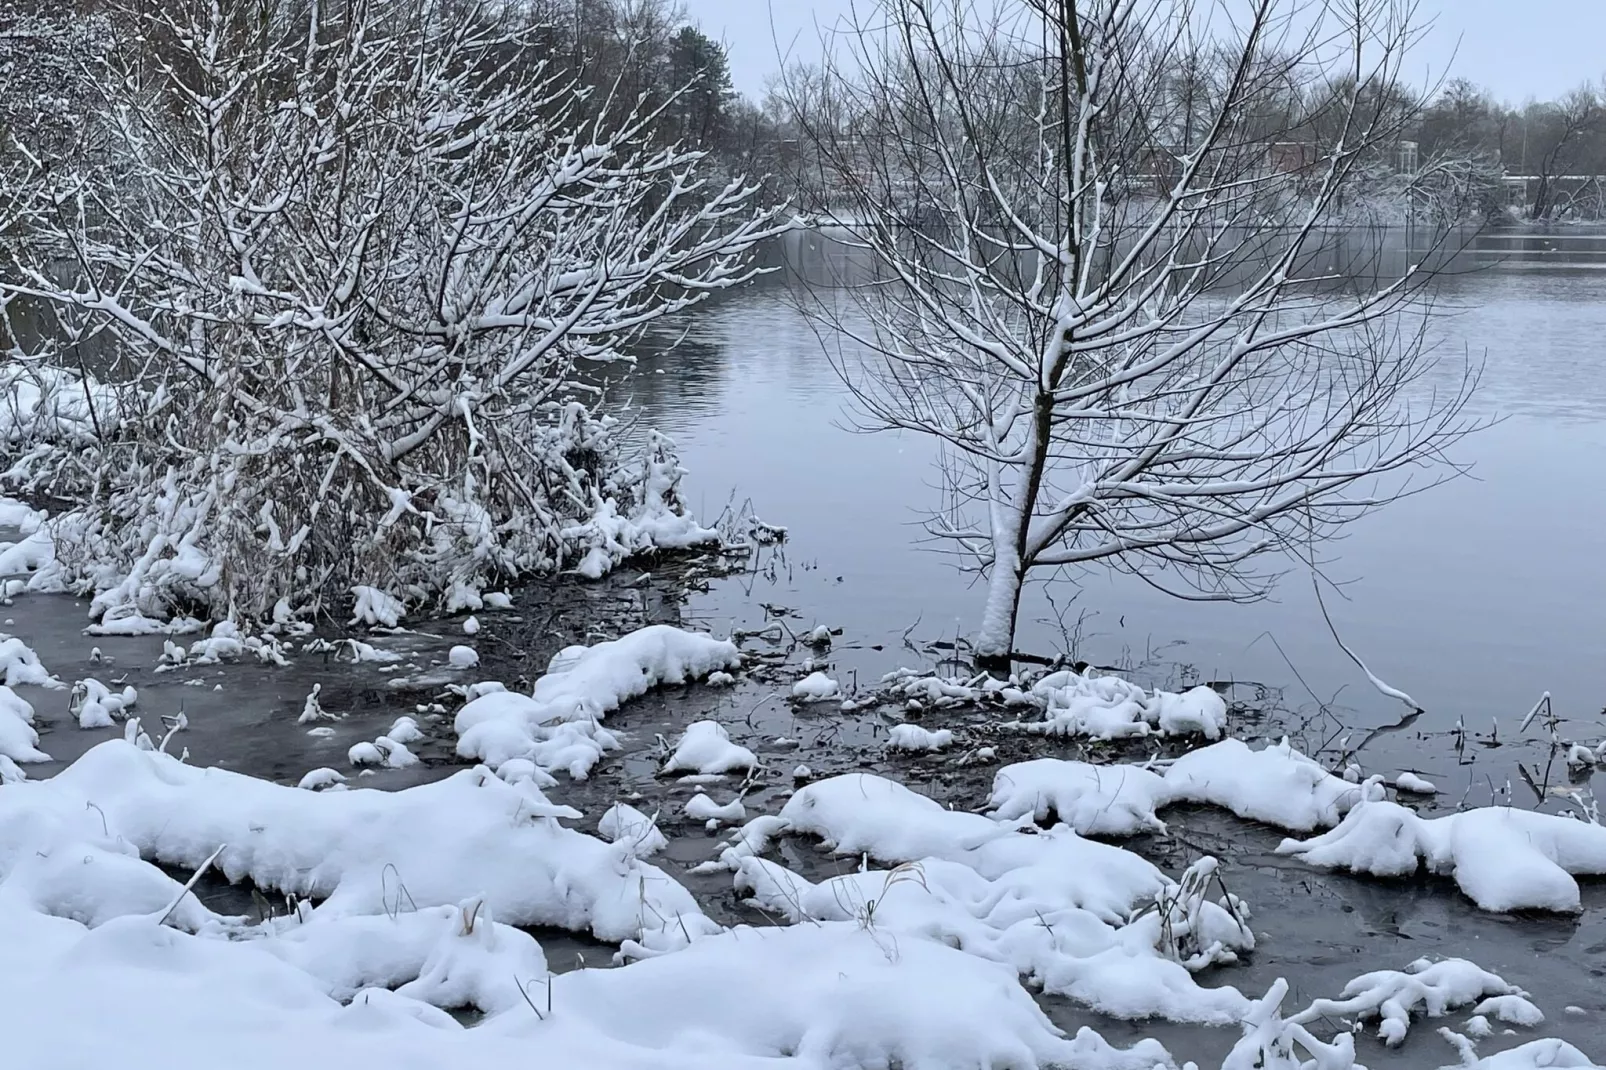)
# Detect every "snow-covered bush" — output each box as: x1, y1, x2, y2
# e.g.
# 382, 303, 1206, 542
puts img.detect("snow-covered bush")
1, 0, 778, 624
